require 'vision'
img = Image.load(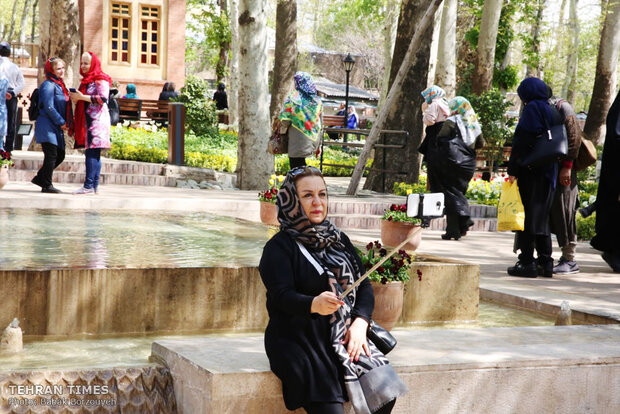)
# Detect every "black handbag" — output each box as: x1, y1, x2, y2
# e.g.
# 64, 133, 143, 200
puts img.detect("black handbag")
518, 122, 568, 168
367, 320, 397, 355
